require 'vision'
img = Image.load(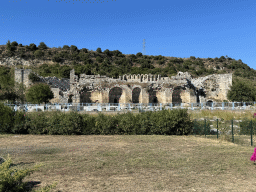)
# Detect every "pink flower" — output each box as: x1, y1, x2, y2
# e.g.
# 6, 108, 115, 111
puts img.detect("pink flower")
250, 147, 256, 162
